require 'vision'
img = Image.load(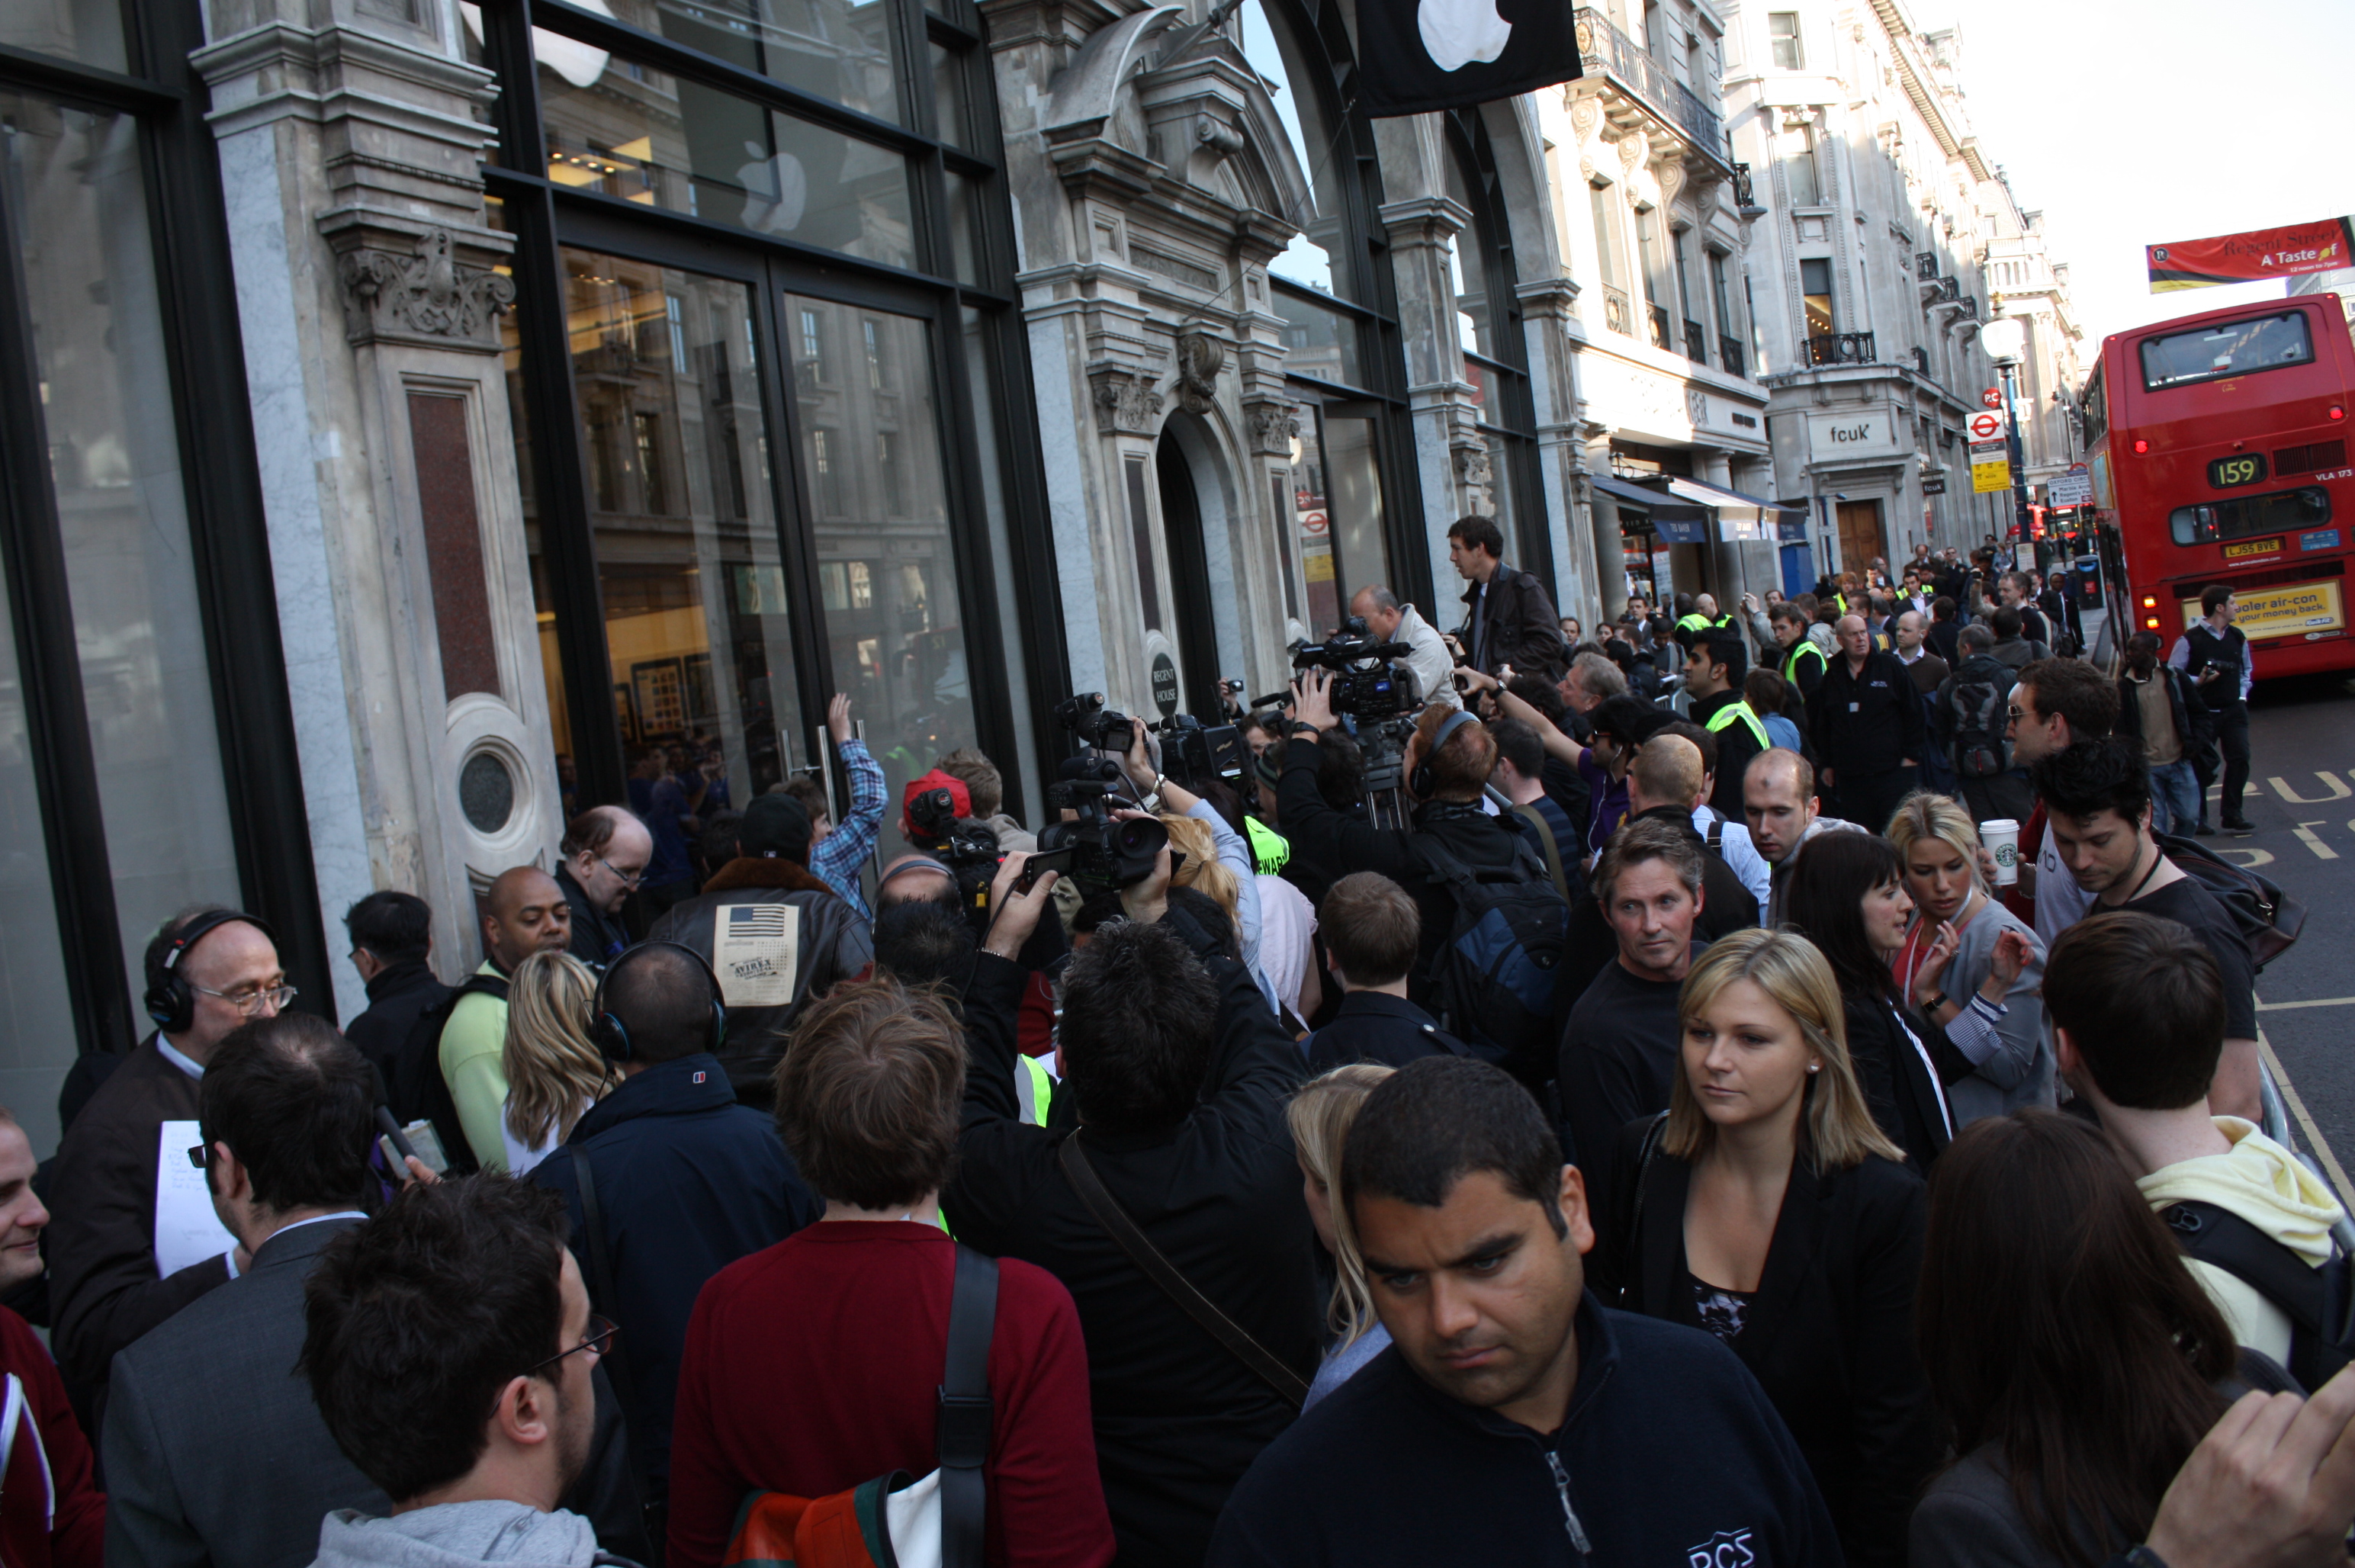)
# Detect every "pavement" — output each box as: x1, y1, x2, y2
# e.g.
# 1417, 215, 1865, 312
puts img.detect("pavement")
2217, 670, 2355, 1213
